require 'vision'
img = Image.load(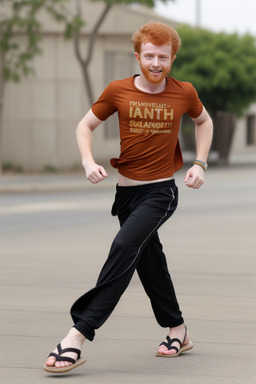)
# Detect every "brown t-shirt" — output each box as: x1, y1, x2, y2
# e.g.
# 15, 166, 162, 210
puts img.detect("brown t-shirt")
91, 76, 203, 181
